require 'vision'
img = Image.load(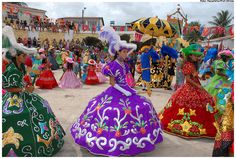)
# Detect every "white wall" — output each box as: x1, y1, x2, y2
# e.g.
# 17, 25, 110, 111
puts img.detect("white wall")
223, 38, 234, 49
201, 37, 234, 50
